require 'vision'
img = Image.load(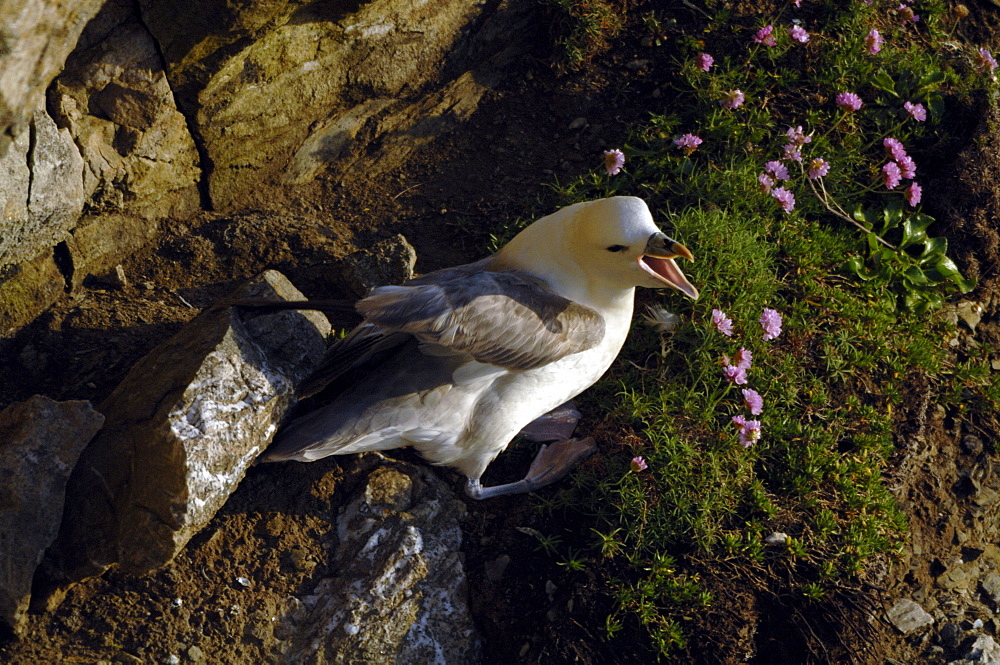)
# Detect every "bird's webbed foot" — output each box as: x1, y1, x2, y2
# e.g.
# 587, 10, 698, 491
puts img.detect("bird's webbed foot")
517, 401, 581, 443
464, 437, 597, 500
